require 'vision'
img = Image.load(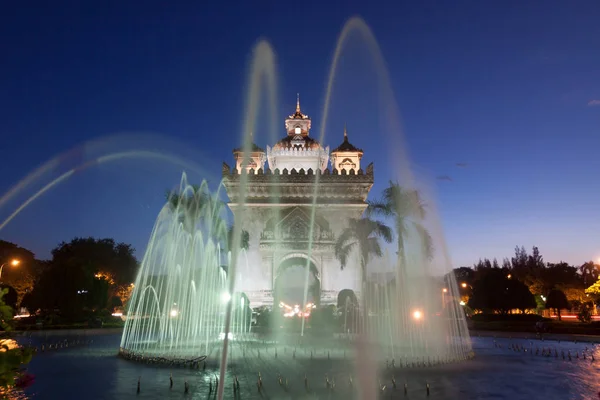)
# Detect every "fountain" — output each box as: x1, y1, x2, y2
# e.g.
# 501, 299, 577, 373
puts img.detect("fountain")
119, 176, 252, 362
119, 15, 472, 399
